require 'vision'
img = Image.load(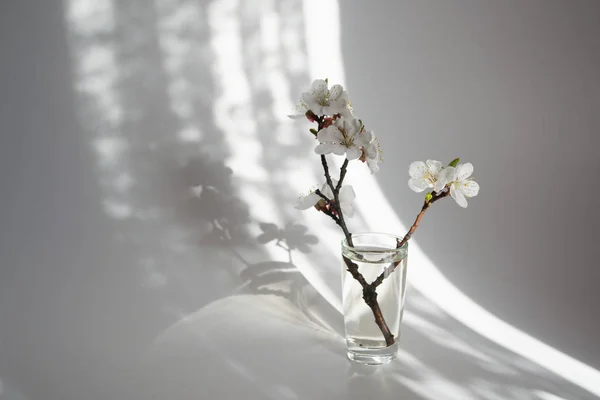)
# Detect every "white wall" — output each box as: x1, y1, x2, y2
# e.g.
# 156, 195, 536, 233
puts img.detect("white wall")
341, 0, 600, 368
0, 0, 599, 399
